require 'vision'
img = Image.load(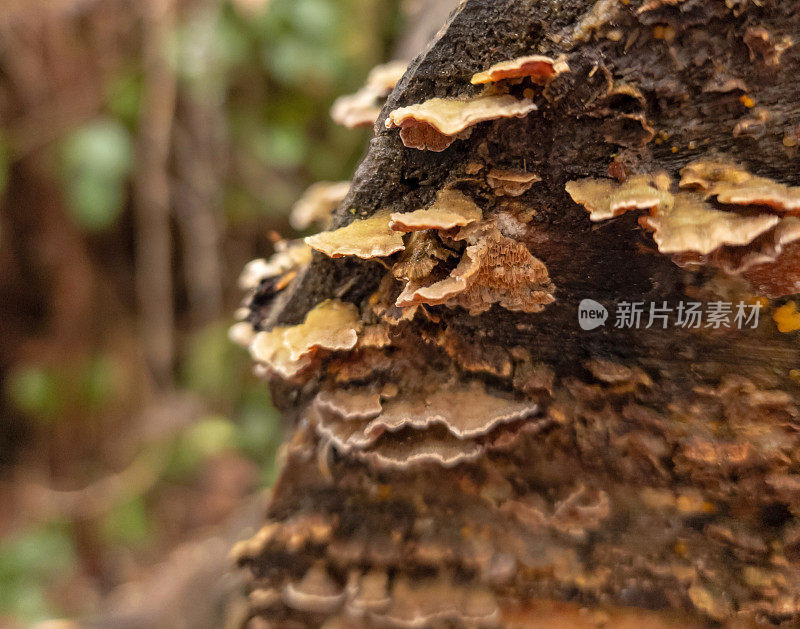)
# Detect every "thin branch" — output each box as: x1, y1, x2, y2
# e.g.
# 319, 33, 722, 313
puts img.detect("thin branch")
172, 0, 228, 326
133, 0, 177, 387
